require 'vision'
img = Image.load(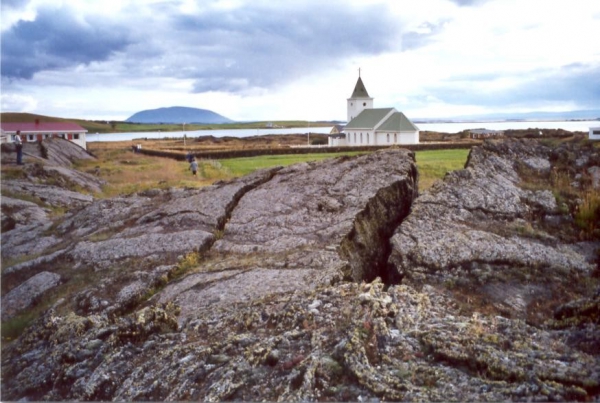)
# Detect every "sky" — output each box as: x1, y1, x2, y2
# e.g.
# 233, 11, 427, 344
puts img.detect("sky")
1, 0, 600, 122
